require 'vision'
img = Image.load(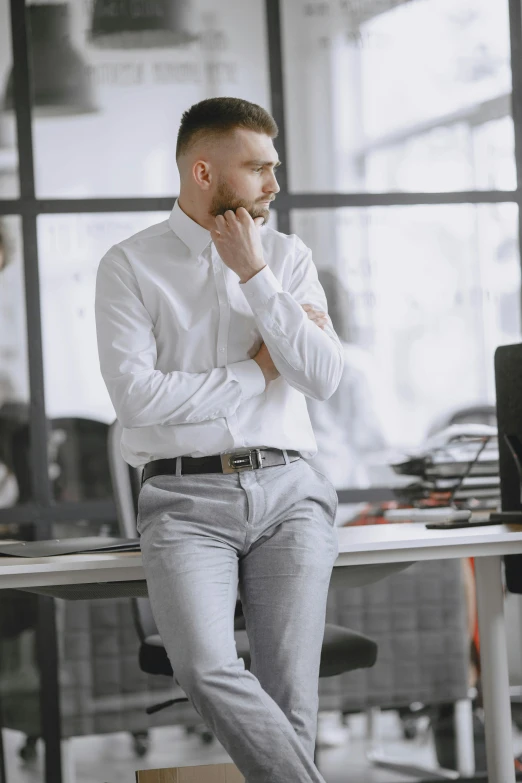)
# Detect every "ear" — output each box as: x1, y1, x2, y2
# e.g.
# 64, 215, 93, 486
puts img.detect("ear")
192, 159, 212, 191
